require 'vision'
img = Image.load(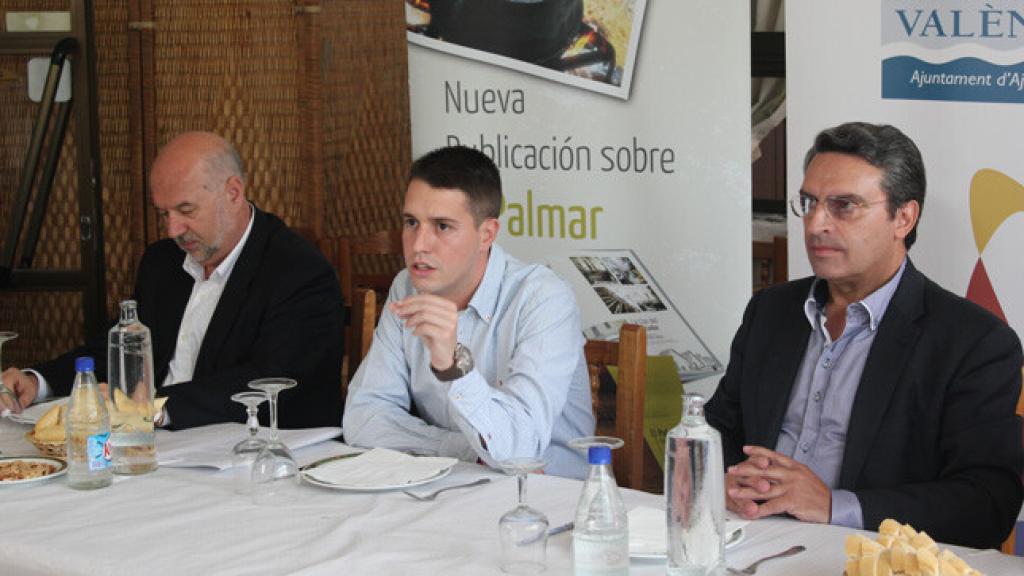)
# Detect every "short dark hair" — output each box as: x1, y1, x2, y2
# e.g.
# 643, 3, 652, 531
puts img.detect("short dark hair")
407, 146, 502, 224
804, 122, 926, 248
